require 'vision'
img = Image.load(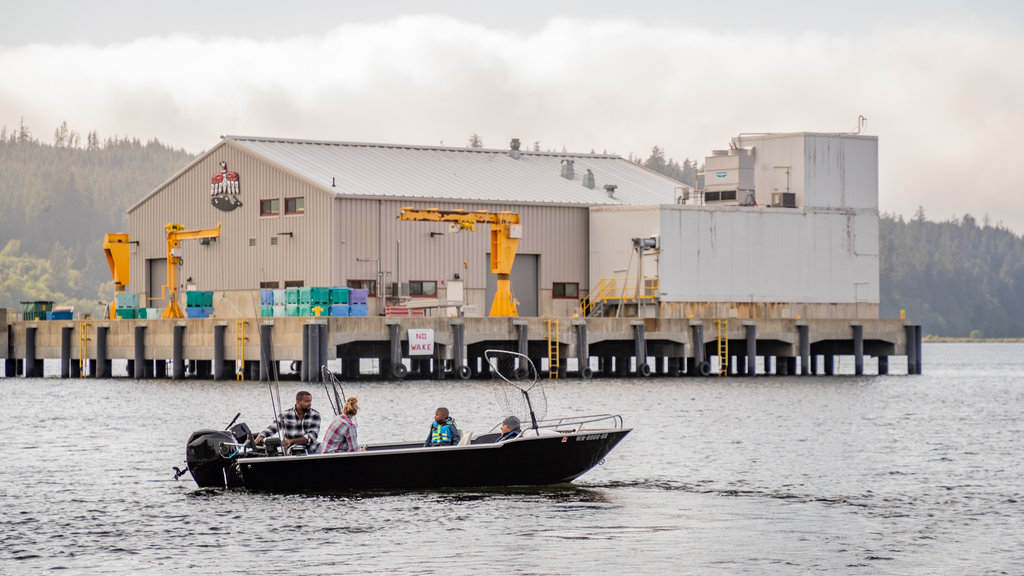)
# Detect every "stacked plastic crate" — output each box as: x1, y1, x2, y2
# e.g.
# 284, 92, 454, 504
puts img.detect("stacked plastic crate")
259, 289, 274, 317
185, 291, 214, 318
349, 288, 369, 316
329, 287, 349, 316
115, 292, 139, 319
